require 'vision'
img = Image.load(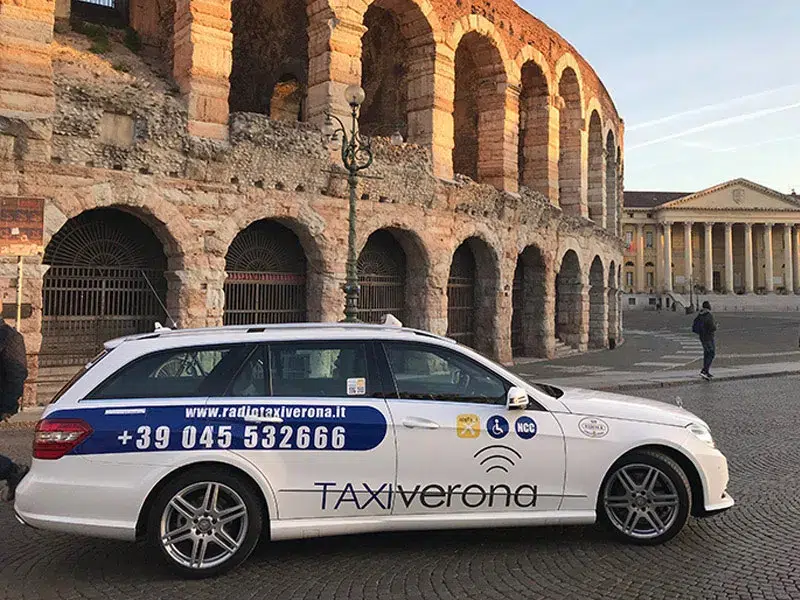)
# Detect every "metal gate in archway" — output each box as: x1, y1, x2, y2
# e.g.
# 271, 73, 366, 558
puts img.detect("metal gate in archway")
41, 209, 168, 368
447, 243, 476, 347
223, 221, 307, 326
358, 230, 406, 324
511, 261, 524, 355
